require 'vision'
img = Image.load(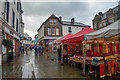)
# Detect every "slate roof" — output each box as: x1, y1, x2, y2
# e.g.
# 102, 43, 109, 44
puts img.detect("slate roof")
62, 21, 90, 27
37, 14, 90, 32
